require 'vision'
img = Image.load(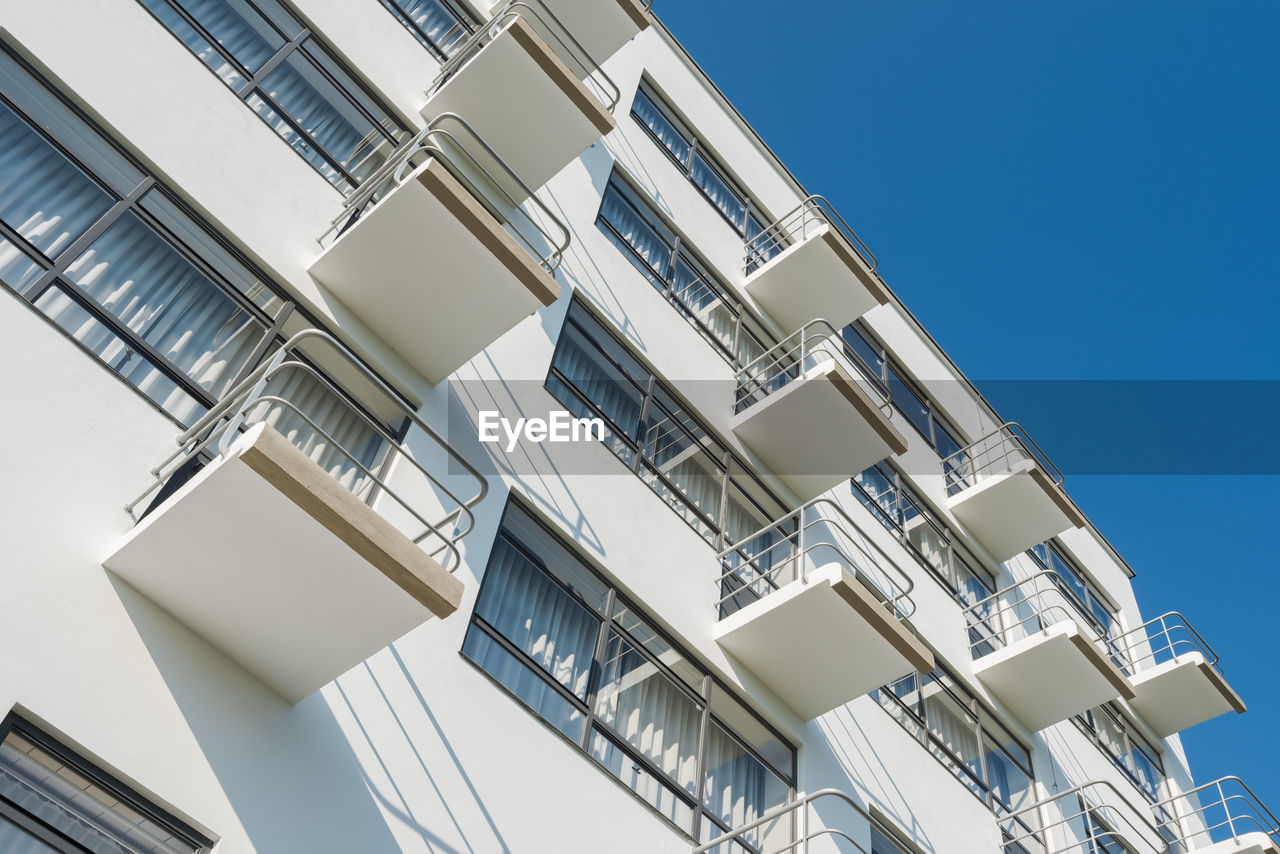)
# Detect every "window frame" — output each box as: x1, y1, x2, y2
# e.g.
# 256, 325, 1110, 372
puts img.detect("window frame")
135, 0, 409, 193
373, 0, 475, 61
1073, 703, 1166, 803
461, 497, 797, 844
630, 80, 771, 242
1026, 539, 1121, 642
0, 713, 215, 853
